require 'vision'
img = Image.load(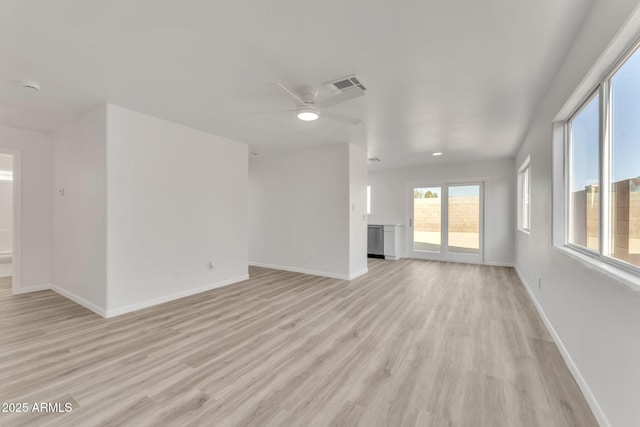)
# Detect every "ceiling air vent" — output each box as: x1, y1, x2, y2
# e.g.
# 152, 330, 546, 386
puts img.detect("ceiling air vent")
367, 157, 381, 163
325, 75, 367, 93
